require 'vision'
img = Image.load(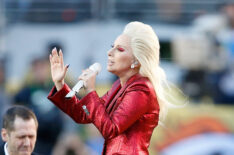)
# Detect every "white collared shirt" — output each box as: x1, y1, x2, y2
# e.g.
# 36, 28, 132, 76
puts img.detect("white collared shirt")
4, 143, 9, 155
